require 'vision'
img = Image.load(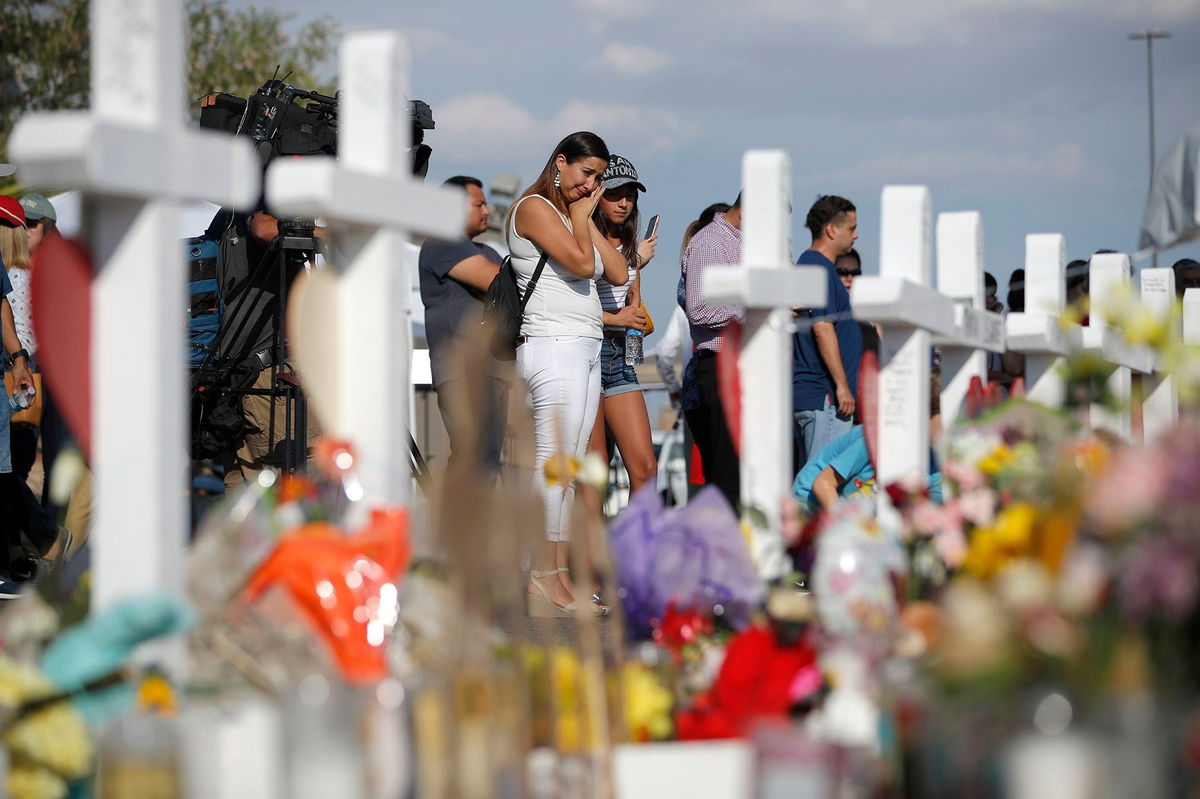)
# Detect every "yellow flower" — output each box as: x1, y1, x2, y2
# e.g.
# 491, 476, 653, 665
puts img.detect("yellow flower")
1036, 508, 1079, 573
1070, 437, 1111, 477
551, 648, 588, 752
977, 445, 1016, 476
6, 761, 68, 799
963, 503, 1038, 579
0, 656, 93, 781
992, 503, 1037, 550
543, 453, 580, 487
622, 663, 673, 742
551, 648, 581, 713
543, 452, 609, 492
739, 521, 754, 552
1121, 307, 1169, 349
